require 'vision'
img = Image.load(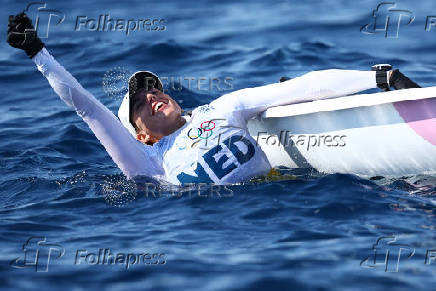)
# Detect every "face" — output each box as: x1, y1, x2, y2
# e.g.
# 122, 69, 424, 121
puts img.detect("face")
131, 88, 184, 144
